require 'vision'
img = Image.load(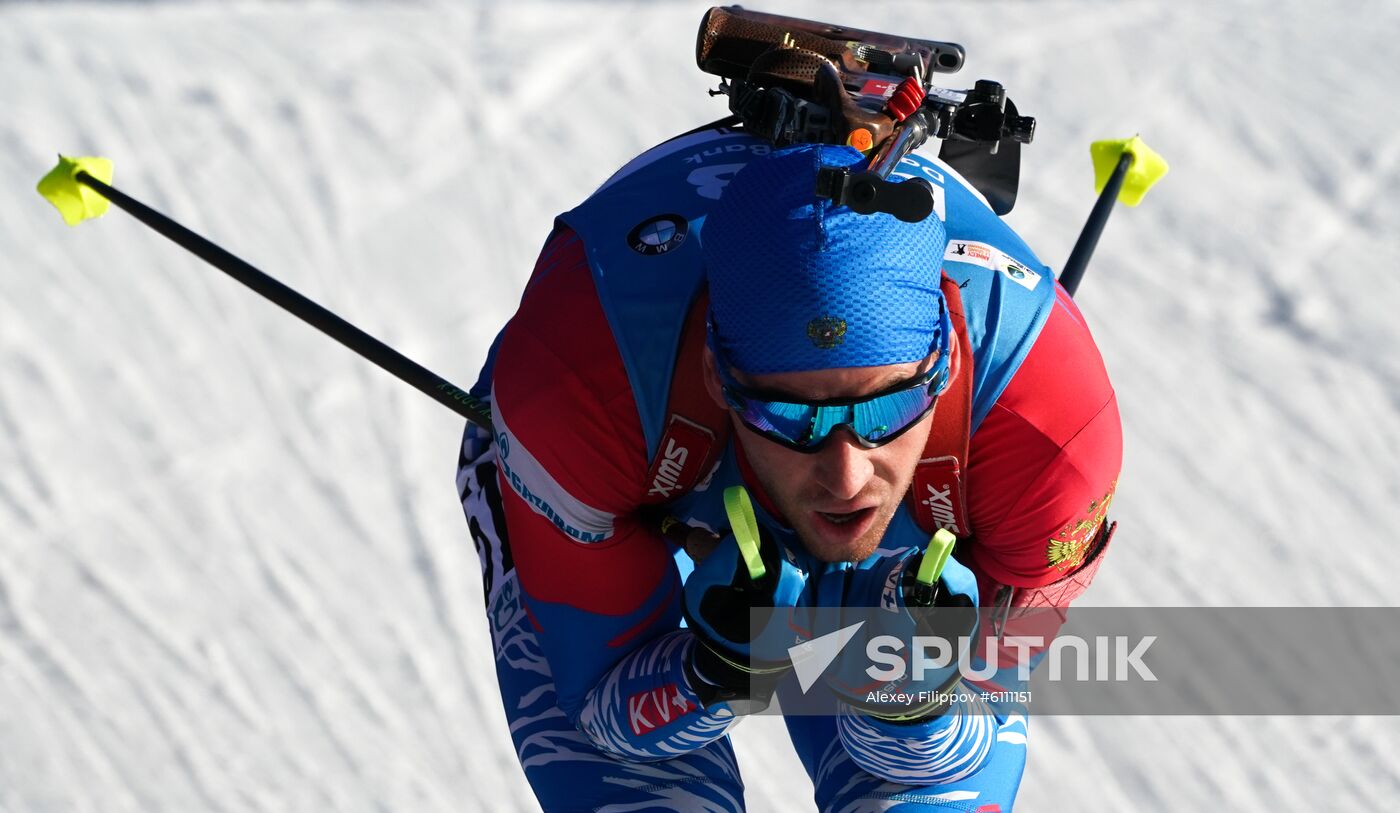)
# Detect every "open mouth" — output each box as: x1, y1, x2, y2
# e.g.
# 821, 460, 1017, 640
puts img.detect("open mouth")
816, 507, 875, 526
